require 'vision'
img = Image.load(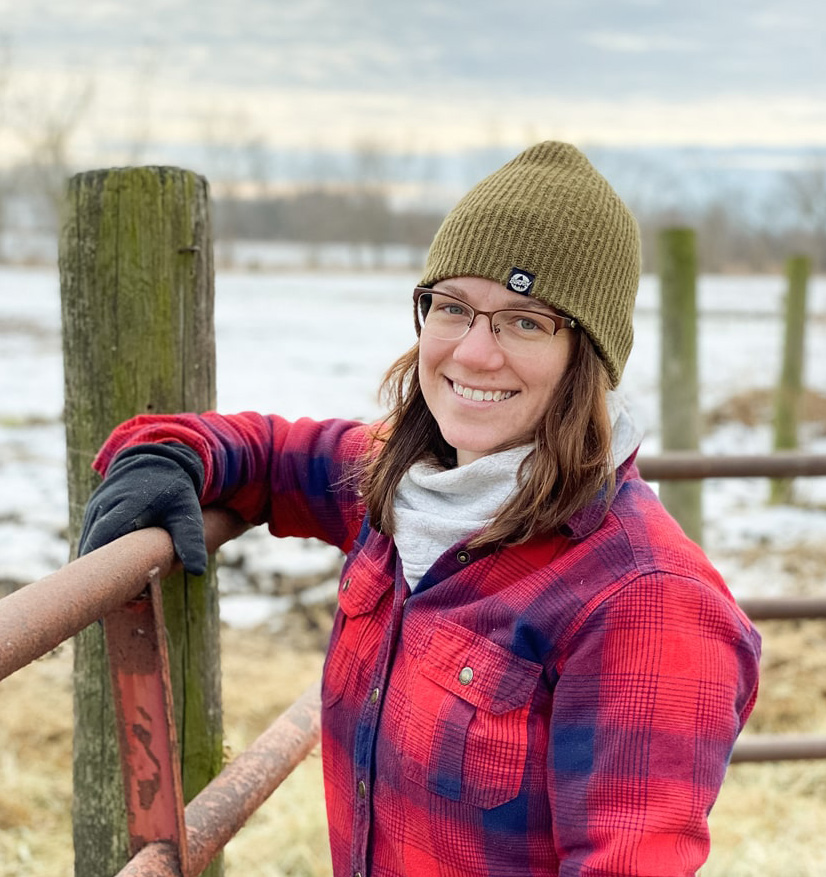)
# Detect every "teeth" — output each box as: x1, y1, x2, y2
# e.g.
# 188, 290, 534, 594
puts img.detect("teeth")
452, 381, 513, 402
